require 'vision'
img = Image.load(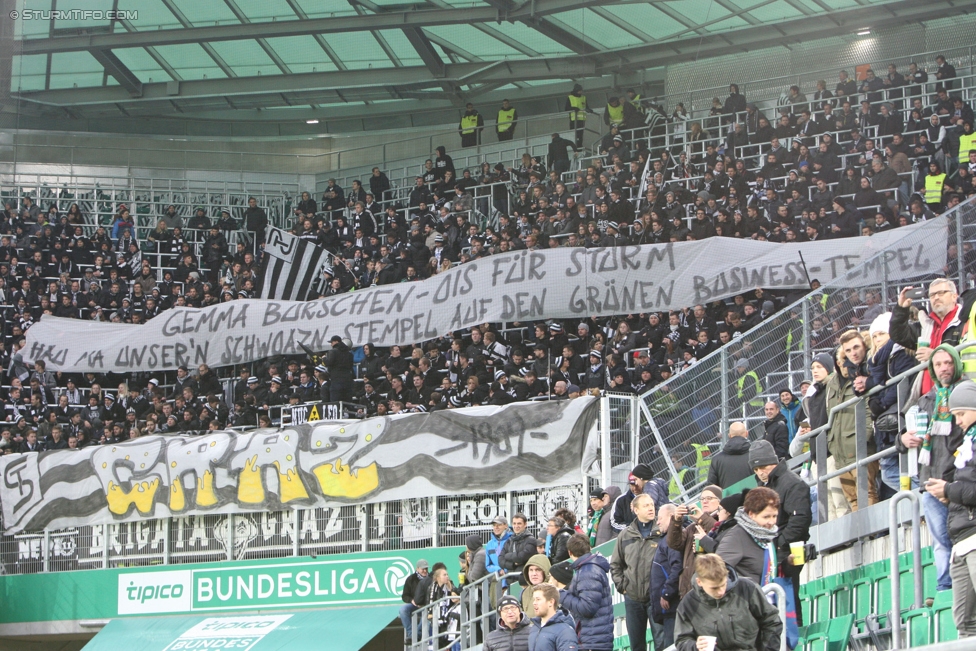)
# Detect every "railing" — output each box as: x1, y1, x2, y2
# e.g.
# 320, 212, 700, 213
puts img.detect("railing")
408, 569, 501, 651
889, 490, 923, 651
637, 194, 976, 506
